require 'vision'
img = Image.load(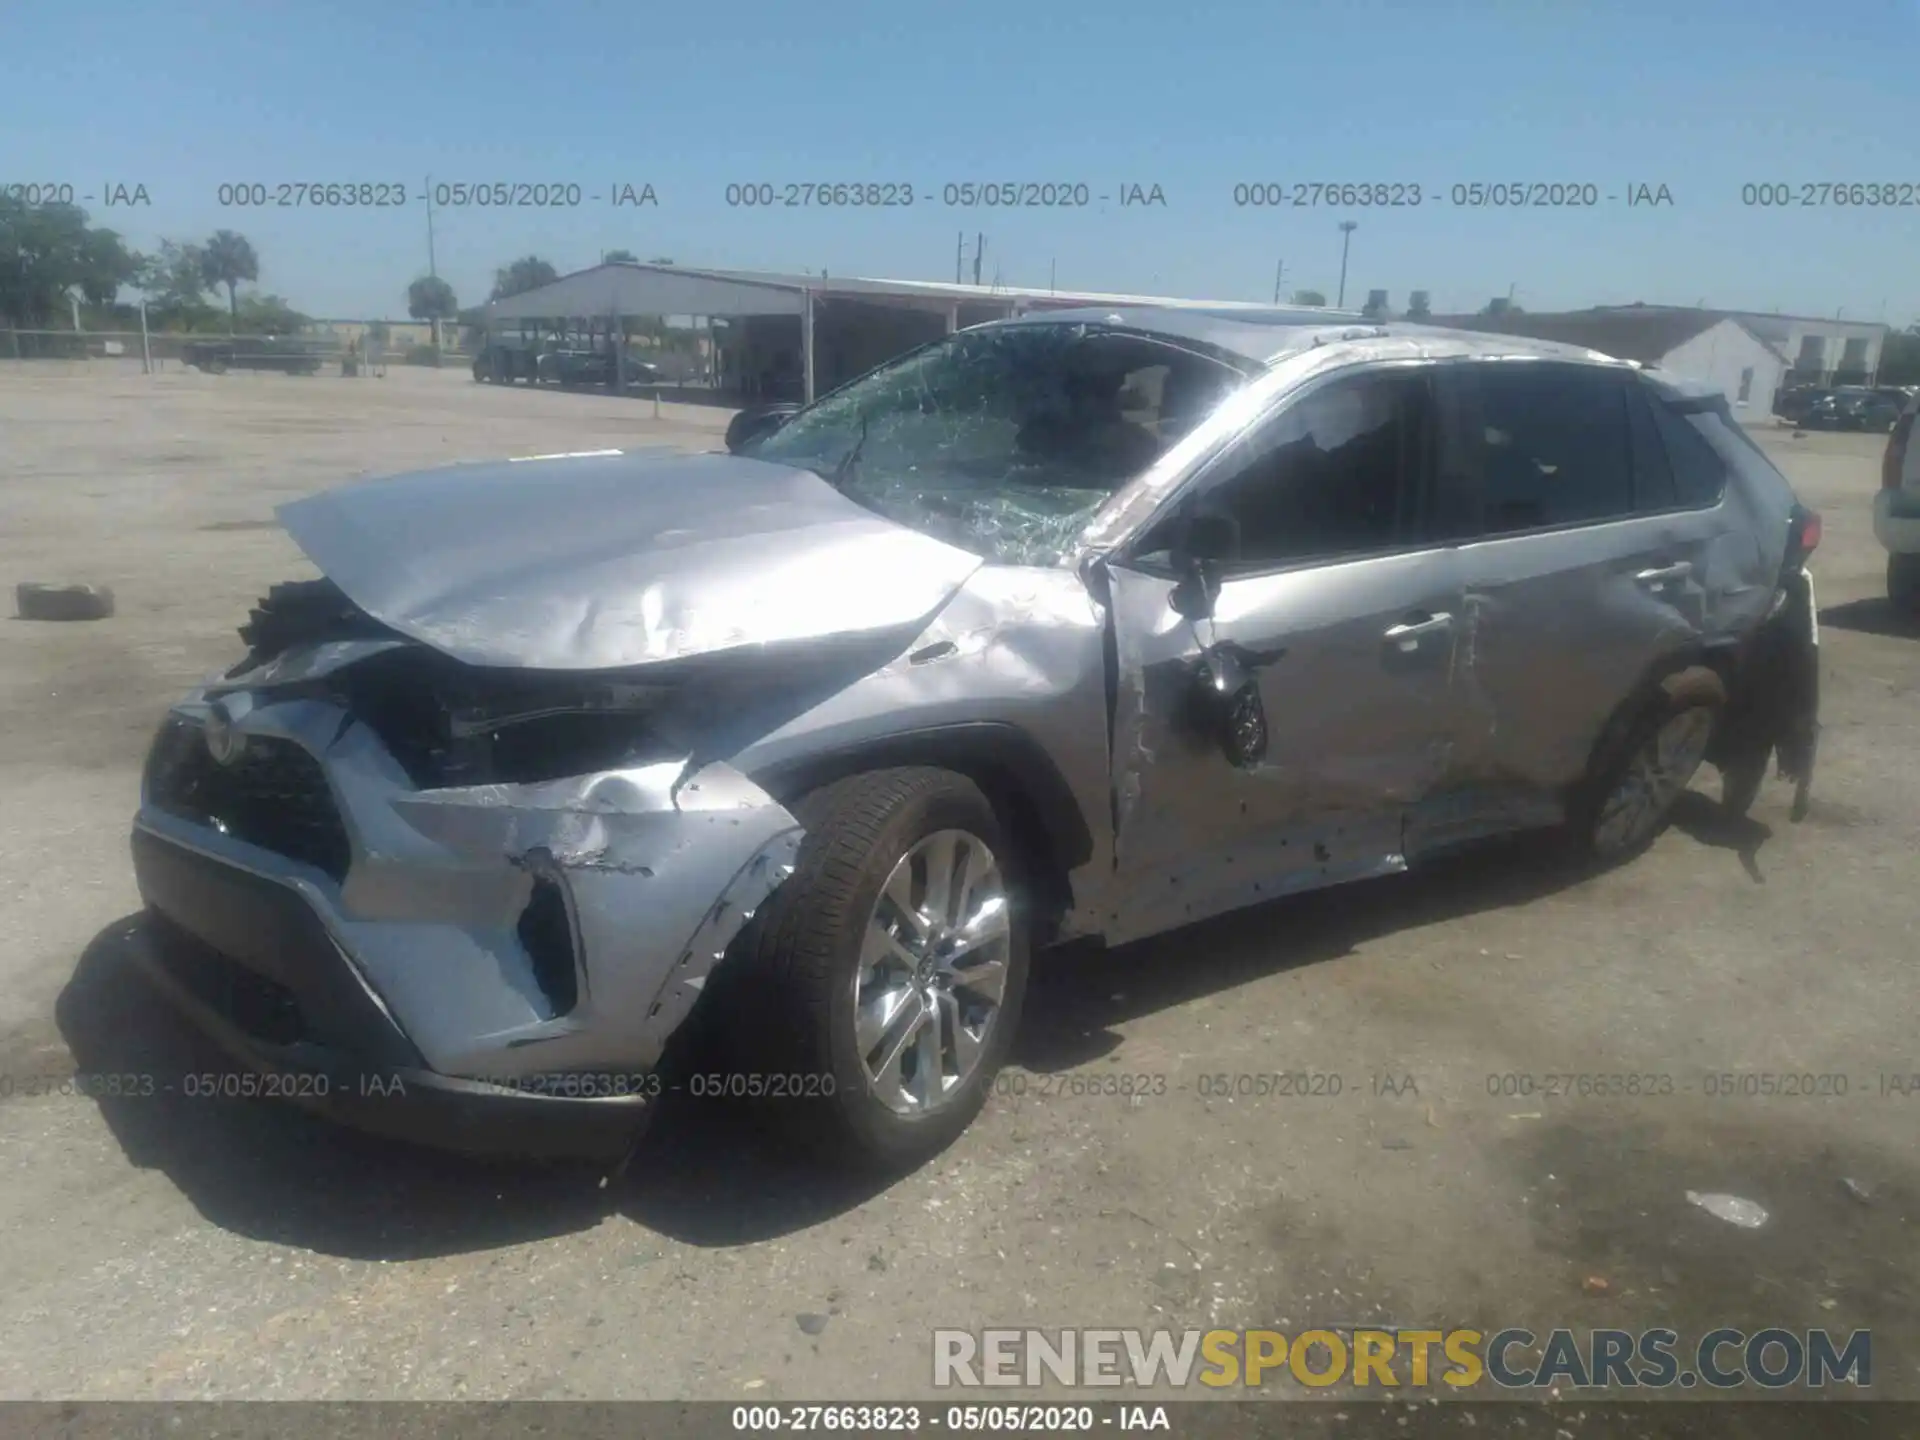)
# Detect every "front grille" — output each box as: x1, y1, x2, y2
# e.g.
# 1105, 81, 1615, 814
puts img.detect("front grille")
145, 717, 353, 881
